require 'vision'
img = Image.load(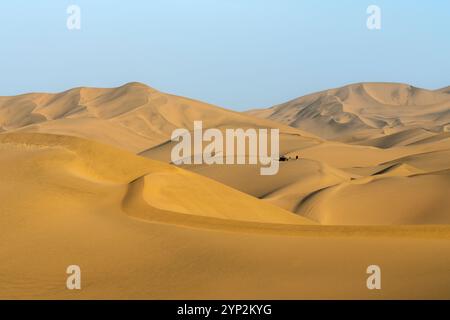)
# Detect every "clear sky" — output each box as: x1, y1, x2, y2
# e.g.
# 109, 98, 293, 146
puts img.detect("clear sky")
0, 0, 449, 110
